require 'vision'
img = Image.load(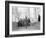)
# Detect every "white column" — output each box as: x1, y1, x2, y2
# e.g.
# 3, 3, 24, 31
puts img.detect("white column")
30, 8, 38, 23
